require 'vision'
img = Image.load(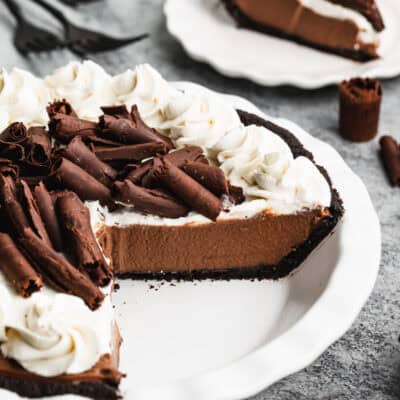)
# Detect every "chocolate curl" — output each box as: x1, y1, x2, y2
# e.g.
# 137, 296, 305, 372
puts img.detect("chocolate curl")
128, 146, 207, 185
0, 122, 29, 144
50, 157, 113, 207
94, 142, 167, 163
0, 142, 24, 162
182, 161, 229, 197
19, 228, 104, 310
153, 158, 222, 220
113, 179, 189, 218
0, 158, 19, 179
99, 105, 172, 148
0, 174, 30, 235
19, 176, 46, 189
0, 232, 42, 298
56, 192, 112, 287
20, 180, 53, 248
26, 127, 51, 167
49, 113, 98, 143
380, 136, 400, 186
33, 182, 64, 252
59, 136, 117, 188
47, 99, 78, 118
228, 184, 245, 205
